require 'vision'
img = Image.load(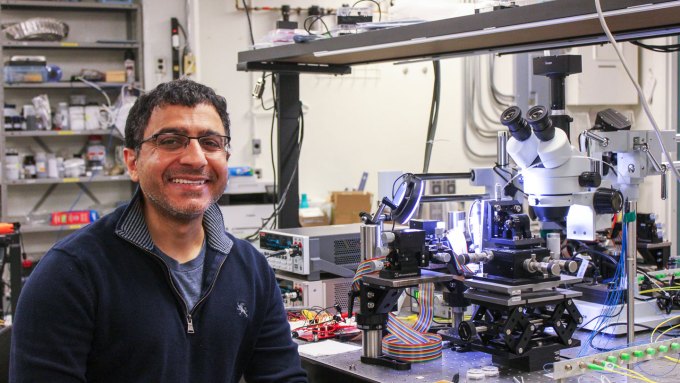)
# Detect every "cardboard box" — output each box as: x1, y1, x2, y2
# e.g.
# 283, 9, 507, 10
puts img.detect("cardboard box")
331, 191, 372, 224
105, 70, 126, 83
299, 207, 330, 227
